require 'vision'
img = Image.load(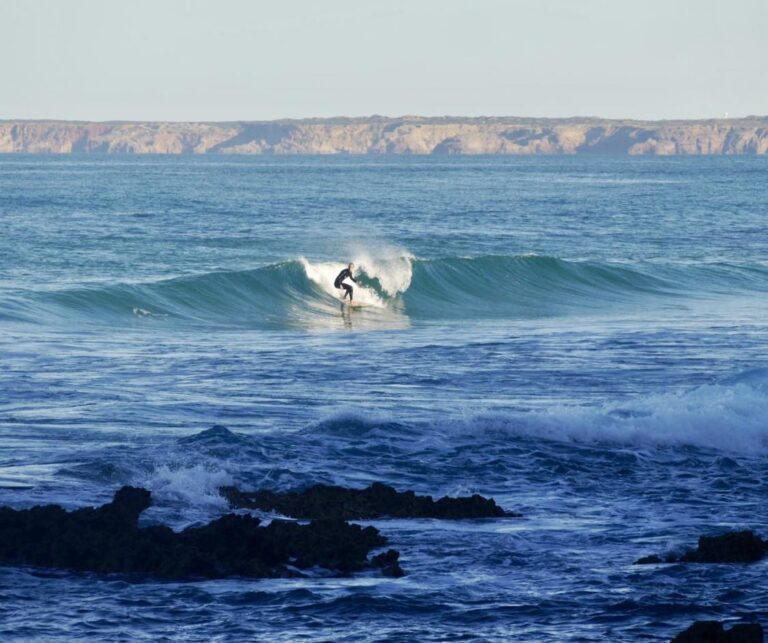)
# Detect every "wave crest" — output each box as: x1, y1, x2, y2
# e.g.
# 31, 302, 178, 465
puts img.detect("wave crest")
4, 254, 768, 328
308, 368, 768, 455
